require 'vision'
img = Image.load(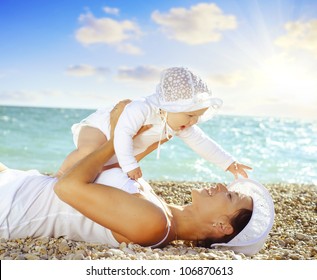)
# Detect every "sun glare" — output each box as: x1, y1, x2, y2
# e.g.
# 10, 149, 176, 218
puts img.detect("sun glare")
259, 55, 317, 103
